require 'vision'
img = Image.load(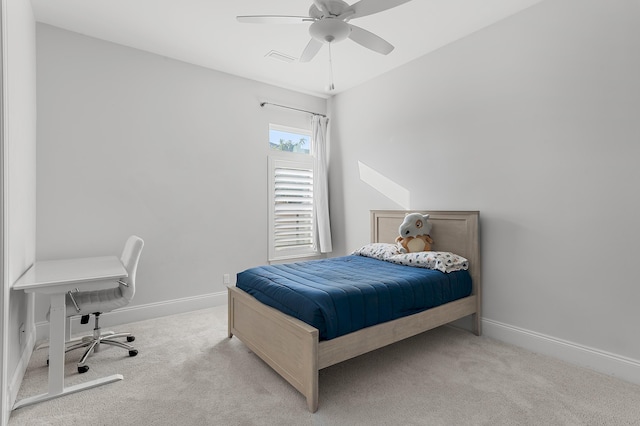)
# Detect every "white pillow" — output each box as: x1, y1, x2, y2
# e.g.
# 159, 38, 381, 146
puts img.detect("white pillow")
386, 251, 469, 273
351, 243, 401, 260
